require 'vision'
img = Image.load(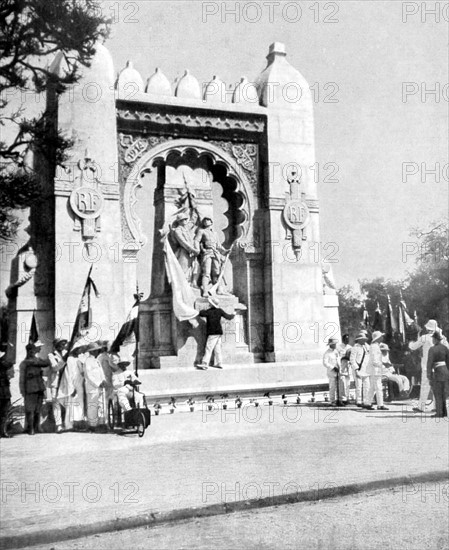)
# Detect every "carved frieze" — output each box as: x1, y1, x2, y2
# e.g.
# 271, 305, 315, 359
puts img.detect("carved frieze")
210, 140, 259, 195
117, 108, 265, 134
